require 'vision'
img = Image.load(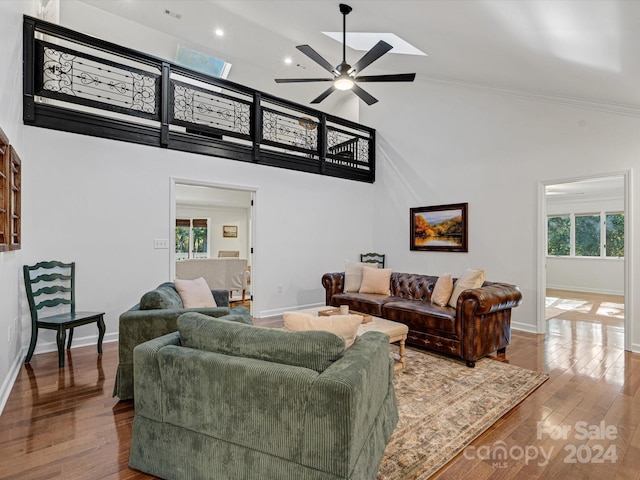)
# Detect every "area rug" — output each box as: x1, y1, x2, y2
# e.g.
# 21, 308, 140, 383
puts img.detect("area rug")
377, 348, 548, 479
